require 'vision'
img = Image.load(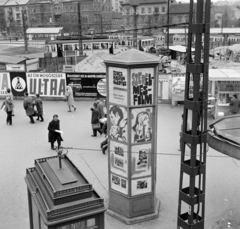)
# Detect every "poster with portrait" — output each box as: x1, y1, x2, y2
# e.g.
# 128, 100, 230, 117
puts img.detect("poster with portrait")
131, 107, 153, 144
109, 105, 128, 143
131, 144, 152, 178
111, 173, 128, 195
131, 177, 152, 196
110, 141, 128, 177
130, 68, 154, 106
109, 67, 128, 106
